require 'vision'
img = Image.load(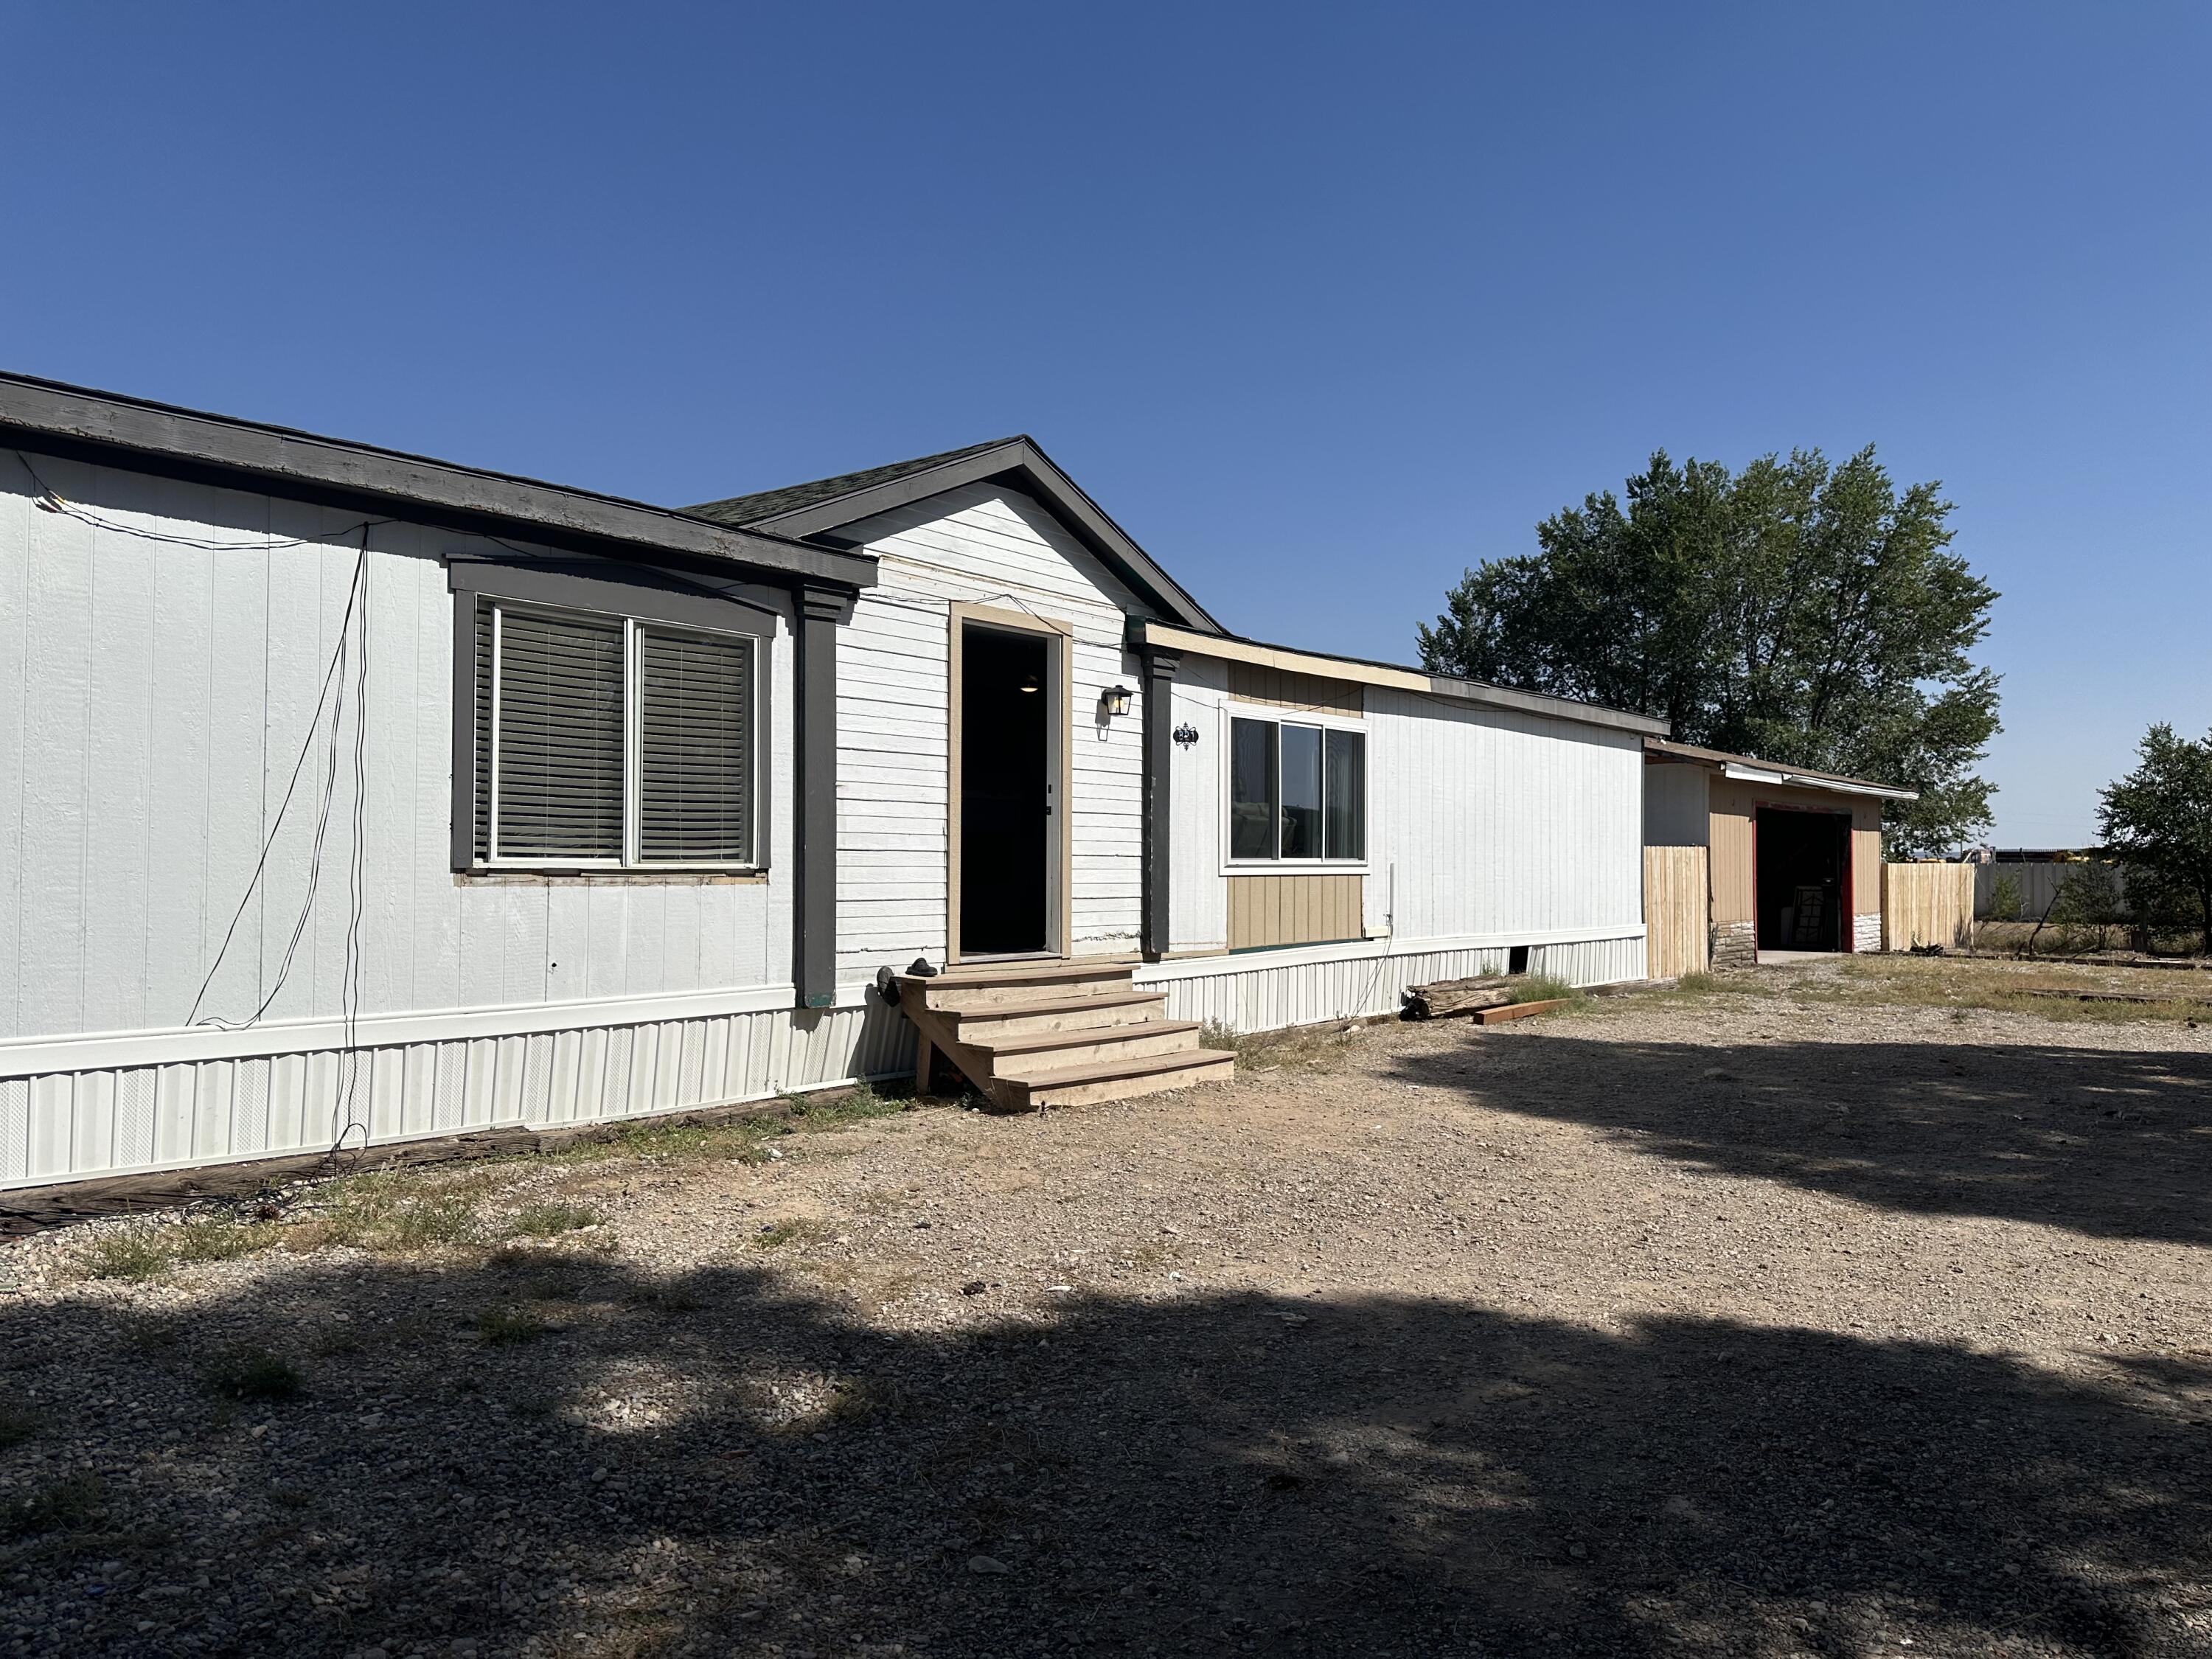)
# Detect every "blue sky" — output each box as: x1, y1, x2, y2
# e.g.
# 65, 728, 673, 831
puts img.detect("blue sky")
6, 2, 2207, 846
